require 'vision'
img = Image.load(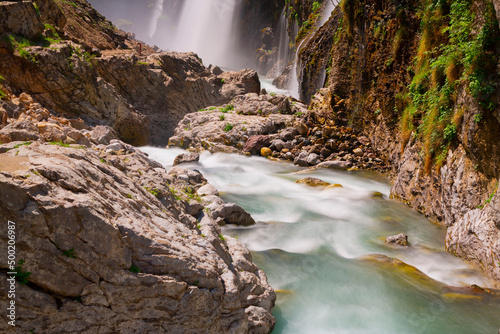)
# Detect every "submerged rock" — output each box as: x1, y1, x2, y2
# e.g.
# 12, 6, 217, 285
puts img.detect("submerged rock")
385, 233, 409, 247
173, 152, 200, 166
295, 177, 331, 187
